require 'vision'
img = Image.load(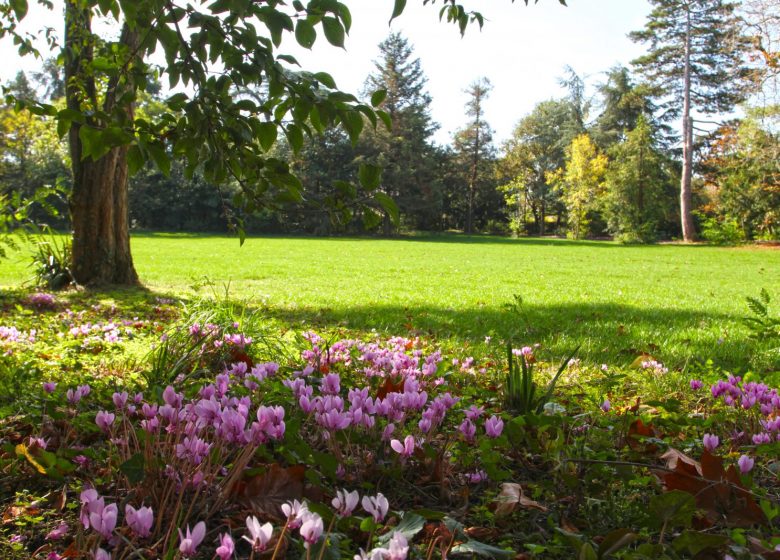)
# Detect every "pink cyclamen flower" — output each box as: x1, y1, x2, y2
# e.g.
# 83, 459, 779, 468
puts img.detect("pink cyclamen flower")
112, 391, 128, 409
689, 379, 703, 391
458, 418, 476, 442
94, 548, 111, 560
46, 522, 68, 540
43, 382, 57, 394
243, 516, 273, 551
89, 502, 118, 539
390, 435, 415, 458
703, 433, 720, 453
216, 532, 235, 560
738, 455, 755, 474
485, 415, 504, 438
95, 410, 115, 432
178, 521, 206, 558
387, 531, 410, 560
332, 489, 360, 517
281, 499, 309, 529
600, 400, 611, 413
362, 493, 389, 523
125, 504, 153, 538
299, 512, 324, 548
79, 488, 99, 528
